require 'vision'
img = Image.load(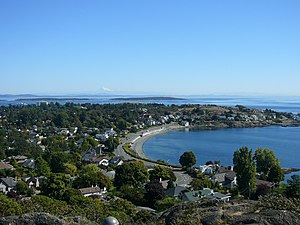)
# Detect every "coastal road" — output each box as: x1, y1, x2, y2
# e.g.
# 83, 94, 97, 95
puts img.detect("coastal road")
114, 124, 193, 187
174, 171, 193, 187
